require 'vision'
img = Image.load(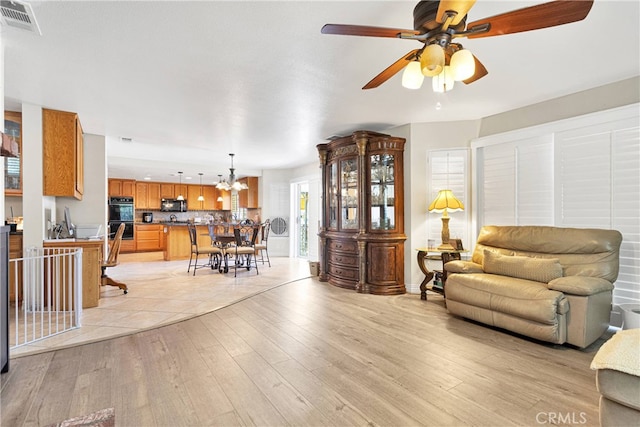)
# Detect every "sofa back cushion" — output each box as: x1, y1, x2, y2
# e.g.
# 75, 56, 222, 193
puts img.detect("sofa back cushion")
471, 226, 622, 283
482, 250, 563, 283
